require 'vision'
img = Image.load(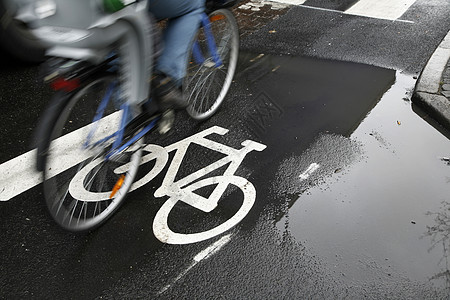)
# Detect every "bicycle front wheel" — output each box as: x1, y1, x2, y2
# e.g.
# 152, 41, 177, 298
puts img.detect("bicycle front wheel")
42, 75, 143, 232
184, 8, 239, 120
